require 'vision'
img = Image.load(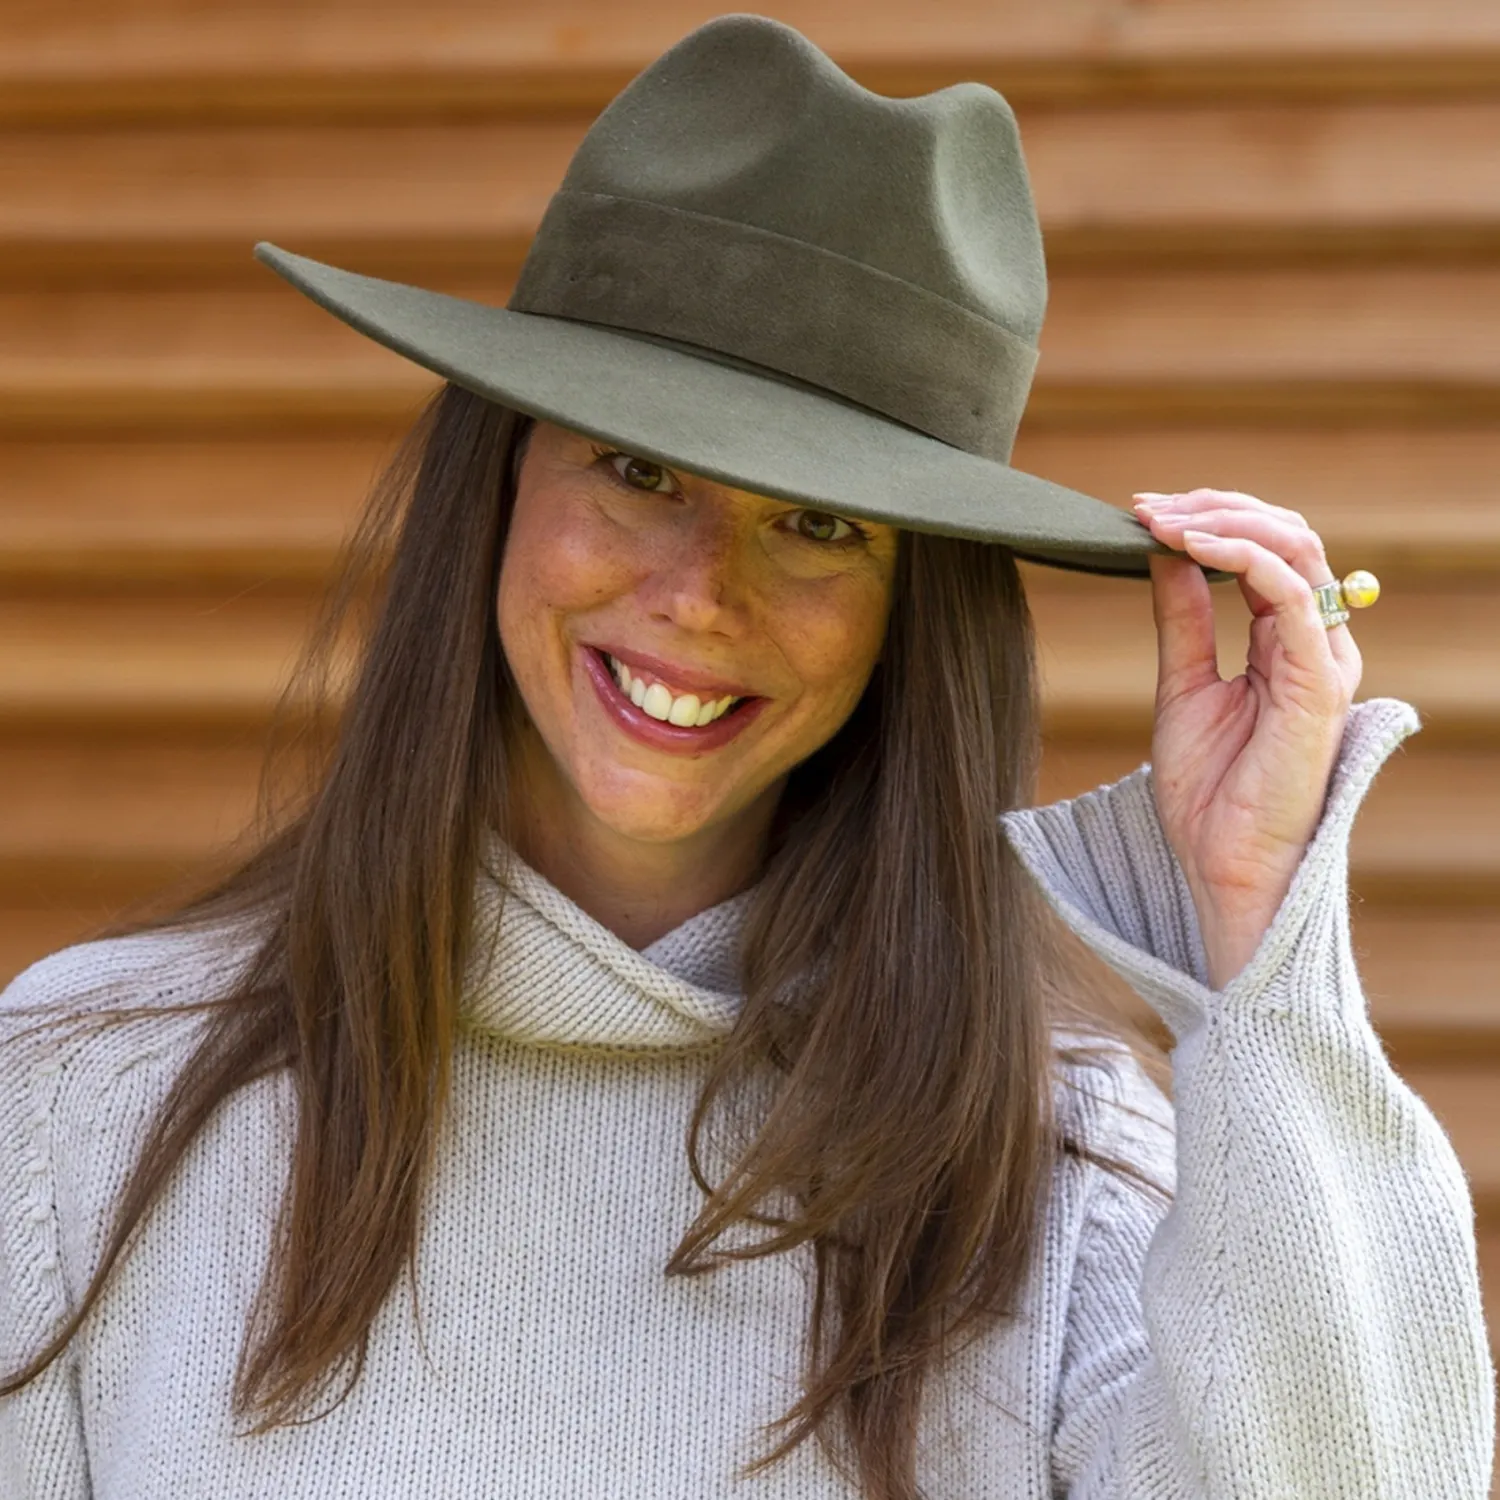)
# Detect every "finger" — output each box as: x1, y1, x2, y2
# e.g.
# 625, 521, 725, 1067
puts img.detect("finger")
1138, 505, 1332, 591
1148, 552, 1221, 703
1178, 530, 1343, 692
1243, 592, 1364, 701
1134, 494, 1296, 617
1140, 503, 1364, 675
1134, 488, 1311, 533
